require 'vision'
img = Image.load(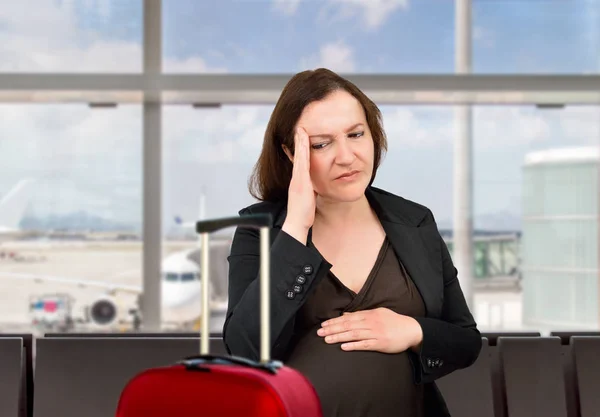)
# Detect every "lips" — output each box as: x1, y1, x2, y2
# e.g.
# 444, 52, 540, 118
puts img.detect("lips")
336, 170, 360, 180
